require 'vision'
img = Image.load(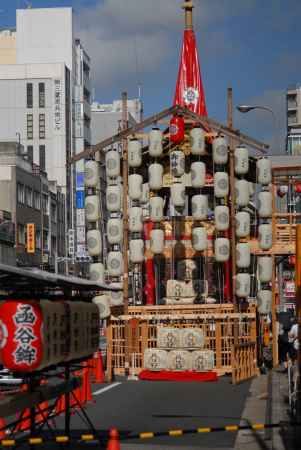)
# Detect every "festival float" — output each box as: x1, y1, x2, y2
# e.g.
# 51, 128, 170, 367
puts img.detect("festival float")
79, 1, 276, 382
